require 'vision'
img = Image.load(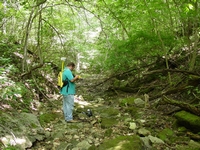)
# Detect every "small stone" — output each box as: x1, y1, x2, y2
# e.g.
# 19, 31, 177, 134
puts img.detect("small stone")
148, 135, 164, 144
74, 135, 79, 139
91, 120, 97, 125
134, 98, 145, 107
138, 128, 151, 136
95, 142, 100, 147
67, 135, 73, 140
45, 131, 51, 138
78, 113, 86, 120
129, 122, 137, 130
87, 138, 93, 144
124, 118, 132, 123
76, 140, 91, 149
80, 134, 85, 138
140, 119, 146, 123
